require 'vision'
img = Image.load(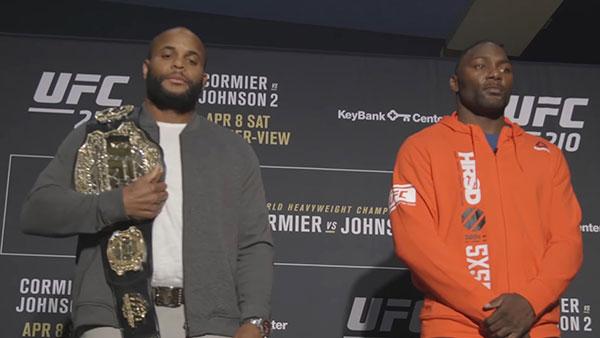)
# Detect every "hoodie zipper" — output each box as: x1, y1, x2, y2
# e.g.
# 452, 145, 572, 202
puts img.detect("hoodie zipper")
493, 131, 512, 292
